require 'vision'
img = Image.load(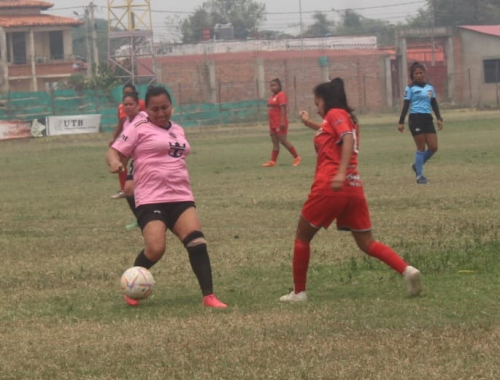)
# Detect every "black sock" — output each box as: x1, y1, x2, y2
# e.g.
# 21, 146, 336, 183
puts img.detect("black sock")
133, 249, 157, 269
126, 196, 138, 218
187, 244, 213, 297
